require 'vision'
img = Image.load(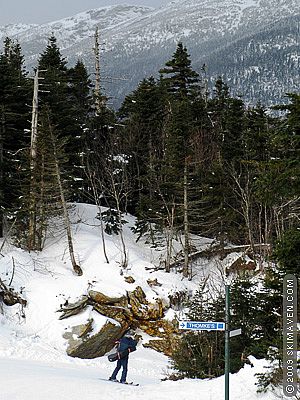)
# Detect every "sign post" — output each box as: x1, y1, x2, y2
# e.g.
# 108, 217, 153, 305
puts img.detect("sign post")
225, 283, 230, 400
179, 288, 241, 400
